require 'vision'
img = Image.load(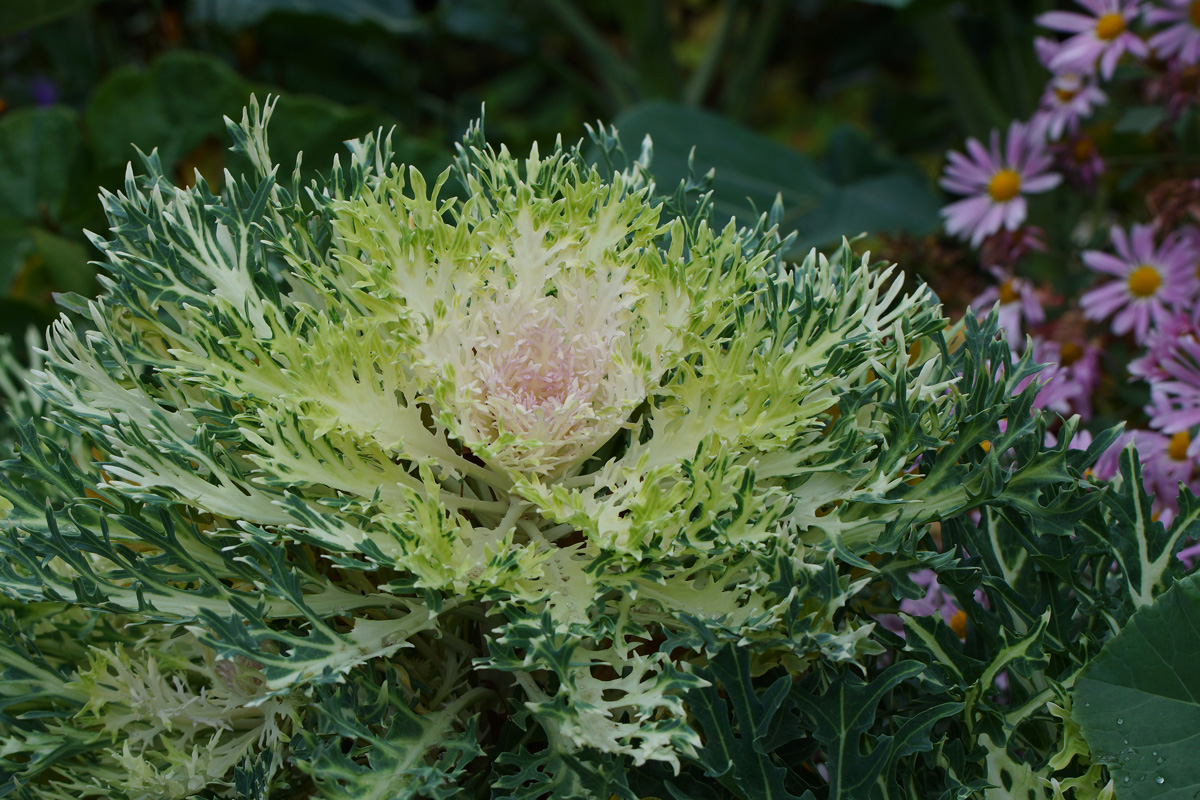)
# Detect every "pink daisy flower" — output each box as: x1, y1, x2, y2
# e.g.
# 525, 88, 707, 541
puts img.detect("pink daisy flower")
1079, 223, 1195, 343
1043, 427, 1095, 450
1139, 320, 1200, 441
900, 570, 961, 624
1177, 539, 1200, 565
1055, 337, 1103, 420
1031, 72, 1108, 141
979, 225, 1048, 268
1037, 0, 1148, 79
893, 570, 969, 639
940, 122, 1062, 248
878, 569, 970, 640
972, 267, 1045, 350
1093, 429, 1137, 481
1129, 312, 1200, 384
1053, 134, 1106, 191
1135, 428, 1197, 525
1035, 35, 1066, 69
1025, 336, 1098, 418
1146, 0, 1200, 65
